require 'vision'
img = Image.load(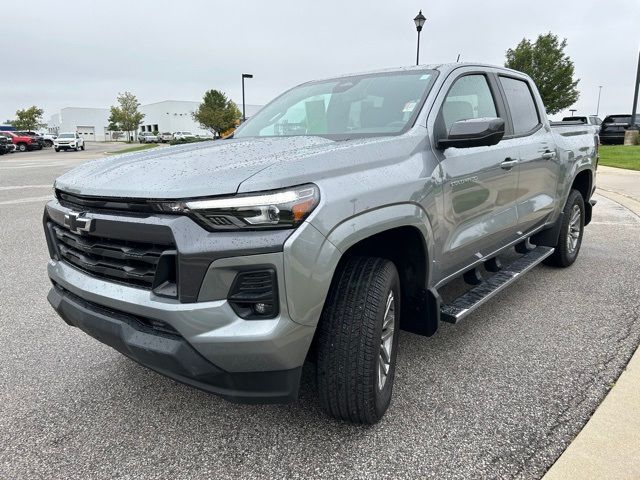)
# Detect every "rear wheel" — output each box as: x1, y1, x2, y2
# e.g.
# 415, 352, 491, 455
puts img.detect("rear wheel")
18, 143, 27, 152
316, 256, 400, 424
544, 189, 585, 267
81, 144, 85, 151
